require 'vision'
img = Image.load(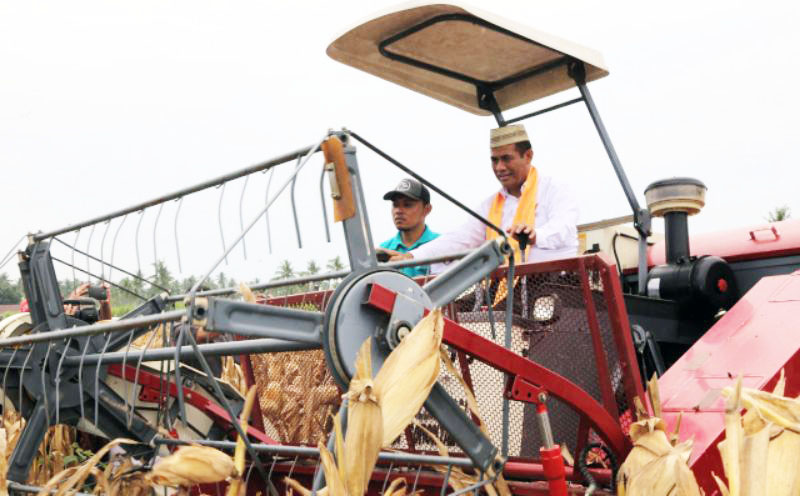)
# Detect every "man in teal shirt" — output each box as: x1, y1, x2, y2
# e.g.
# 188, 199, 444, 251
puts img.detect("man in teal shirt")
378, 178, 439, 278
